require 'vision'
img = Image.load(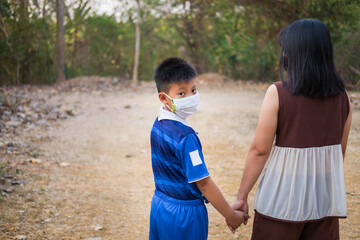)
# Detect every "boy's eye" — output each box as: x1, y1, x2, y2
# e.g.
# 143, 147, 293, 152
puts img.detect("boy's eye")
192, 89, 197, 93
179, 92, 185, 96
